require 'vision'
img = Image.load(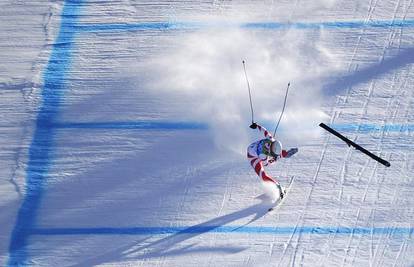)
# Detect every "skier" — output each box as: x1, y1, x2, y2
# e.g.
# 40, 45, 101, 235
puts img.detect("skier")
247, 122, 298, 201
